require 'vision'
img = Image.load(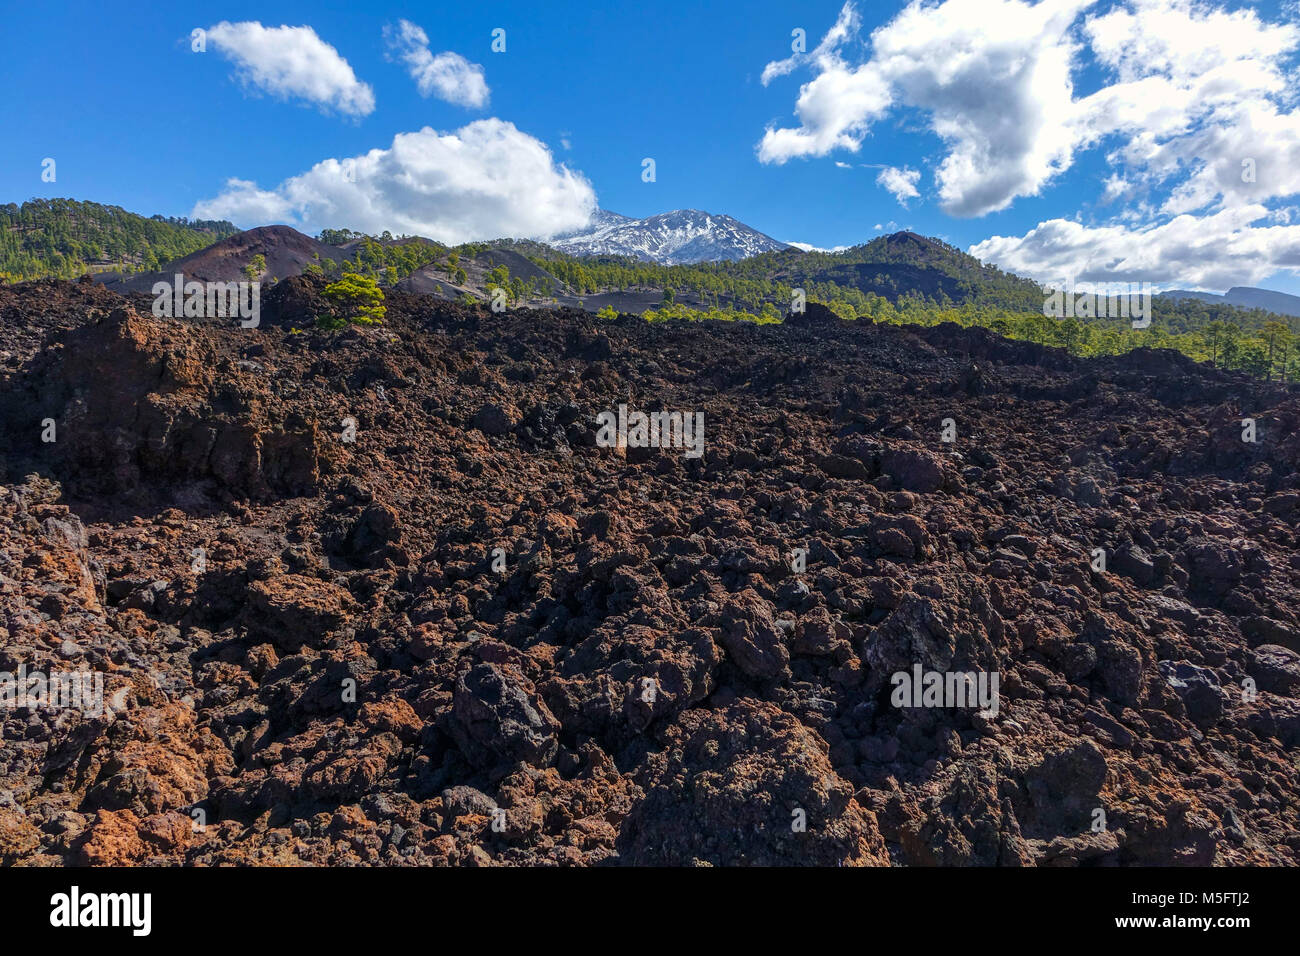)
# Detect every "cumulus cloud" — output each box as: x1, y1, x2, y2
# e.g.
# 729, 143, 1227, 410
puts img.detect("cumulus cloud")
193, 179, 296, 225
206, 21, 375, 117
877, 166, 921, 204
970, 205, 1300, 289
757, 61, 892, 164
384, 19, 489, 109
1075, 0, 1300, 213
972, 0, 1300, 286
761, 0, 1300, 285
192, 119, 596, 244
757, 0, 1089, 215
758, 0, 1300, 213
